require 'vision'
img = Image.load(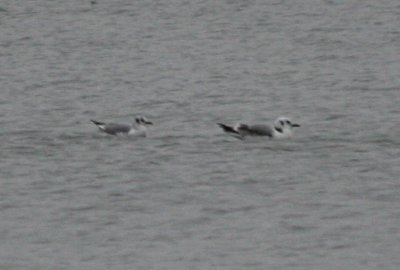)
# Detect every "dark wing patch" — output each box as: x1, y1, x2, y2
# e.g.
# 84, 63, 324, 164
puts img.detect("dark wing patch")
91, 119, 105, 126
